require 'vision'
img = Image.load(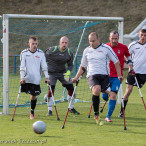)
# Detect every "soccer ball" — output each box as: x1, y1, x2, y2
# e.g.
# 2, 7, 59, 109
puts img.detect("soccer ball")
33, 121, 46, 134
